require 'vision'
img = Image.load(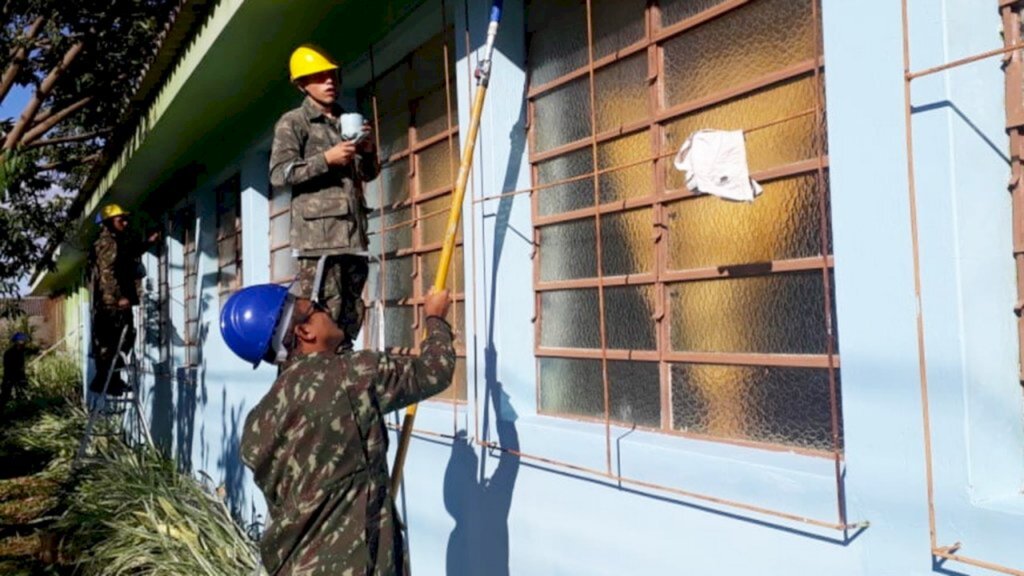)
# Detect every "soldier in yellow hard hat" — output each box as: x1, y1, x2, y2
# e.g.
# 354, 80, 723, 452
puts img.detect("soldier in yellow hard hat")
87, 203, 159, 397
269, 44, 379, 351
